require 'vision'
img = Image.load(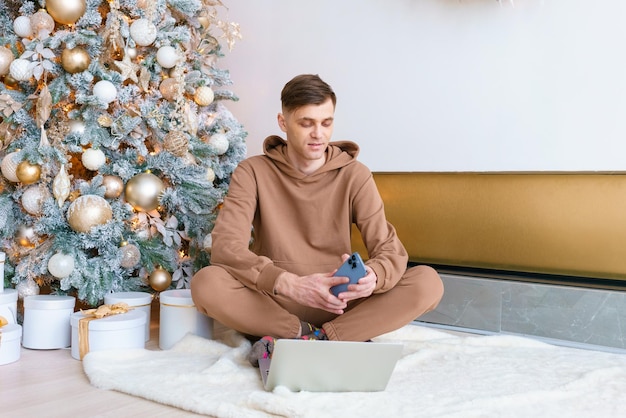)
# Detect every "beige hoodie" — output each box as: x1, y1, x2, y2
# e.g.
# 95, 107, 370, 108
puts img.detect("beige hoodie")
210, 135, 408, 295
